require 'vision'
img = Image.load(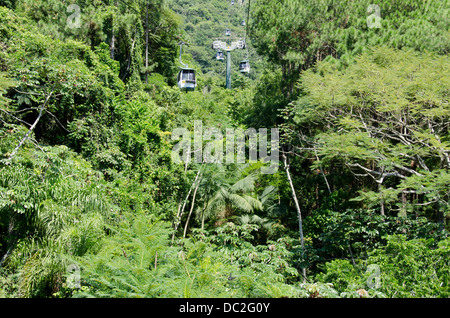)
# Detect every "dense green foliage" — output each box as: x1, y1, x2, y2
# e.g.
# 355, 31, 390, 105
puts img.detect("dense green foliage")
0, 0, 449, 299
251, 0, 449, 99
